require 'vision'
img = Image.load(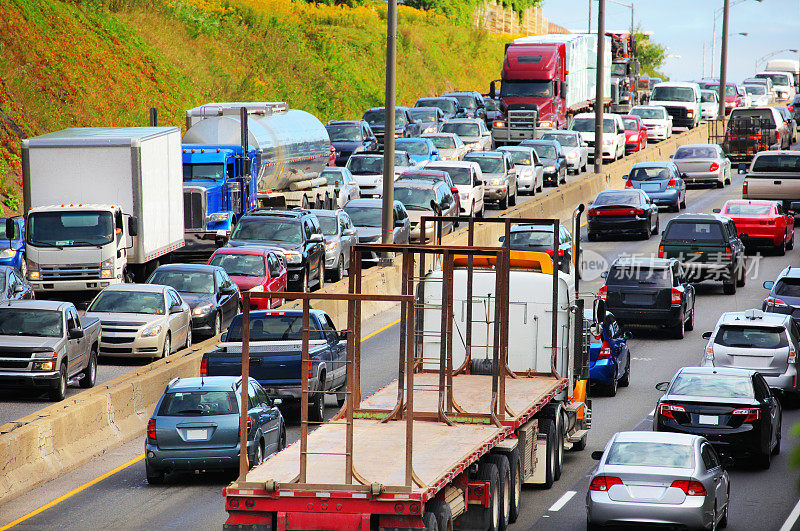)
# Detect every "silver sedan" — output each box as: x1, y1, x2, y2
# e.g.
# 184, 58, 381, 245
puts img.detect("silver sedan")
587, 431, 730, 530
671, 144, 732, 187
